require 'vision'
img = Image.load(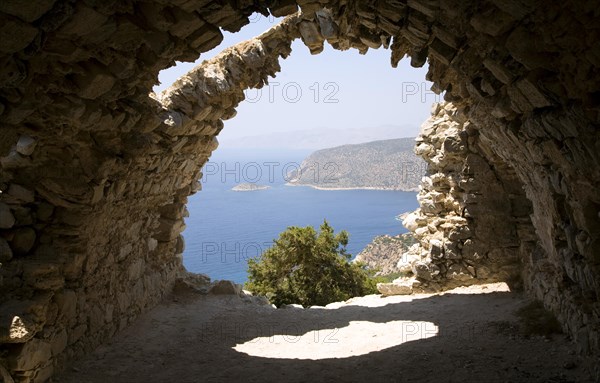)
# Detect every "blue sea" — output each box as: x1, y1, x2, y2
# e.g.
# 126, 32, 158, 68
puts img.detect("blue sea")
182, 149, 419, 284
